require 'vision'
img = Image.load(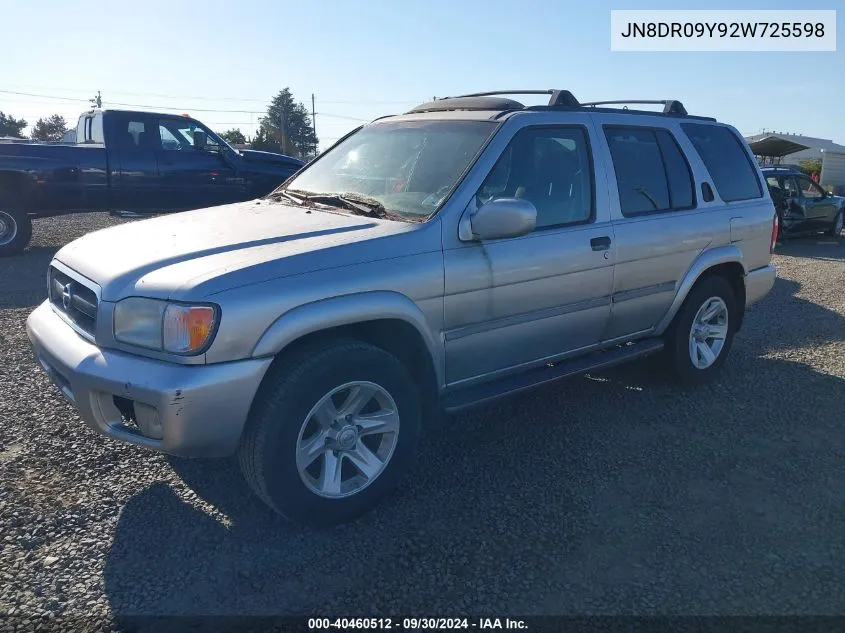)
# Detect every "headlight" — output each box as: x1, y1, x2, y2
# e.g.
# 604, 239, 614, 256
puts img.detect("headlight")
113, 298, 218, 355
